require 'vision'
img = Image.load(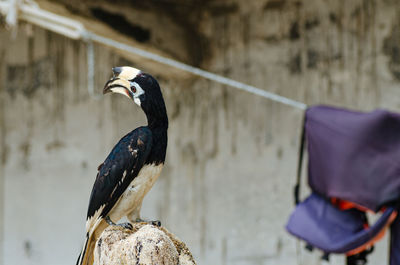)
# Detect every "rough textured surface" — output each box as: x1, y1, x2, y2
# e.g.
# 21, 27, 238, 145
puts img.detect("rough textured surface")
0, 1, 400, 265
94, 223, 195, 265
